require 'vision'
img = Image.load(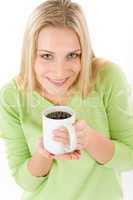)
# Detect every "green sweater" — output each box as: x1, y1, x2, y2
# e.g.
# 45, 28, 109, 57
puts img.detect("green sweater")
0, 62, 133, 200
